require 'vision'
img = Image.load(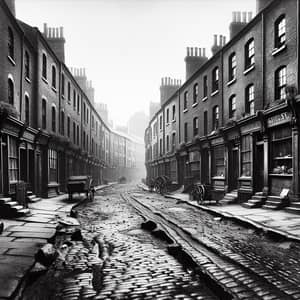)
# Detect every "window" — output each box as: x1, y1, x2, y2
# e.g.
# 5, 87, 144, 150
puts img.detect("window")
171, 132, 176, 152
8, 27, 14, 59
212, 105, 219, 130
60, 110, 65, 135
275, 66, 287, 100
77, 95, 80, 114
51, 106, 56, 132
159, 115, 162, 130
86, 108, 89, 123
42, 99, 47, 129
42, 53, 47, 79
172, 105, 176, 121
25, 95, 29, 124
8, 137, 18, 182
83, 131, 86, 149
275, 15, 286, 48
25, 51, 30, 79
212, 67, 219, 92
166, 135, 169, 152
229, 95, 236, 119
166, 109, 169, 124
52, 66, 56, 88
245, 38, 255, 69
193, 83, 198, 104
203, 75, 208, 98
73, 122, 76, 143
73, 90, 76, 110
184, 122, 188, 143
8, 78, 14, 105
241, 135, 252, 177
83, 103, 86, 123
193, 117, 199, 136
204, 111, 208, 135
159, 138, 163, 156
245, 84, 255, 115
212, 145, 225, 177
67, 116, 70, 138
49, 149, 57, 182
67, 82, 71, 102
229, 53, 237, 81
61, 74, 65, 96
183, 91, 188, 110
77, 125, 79, 145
